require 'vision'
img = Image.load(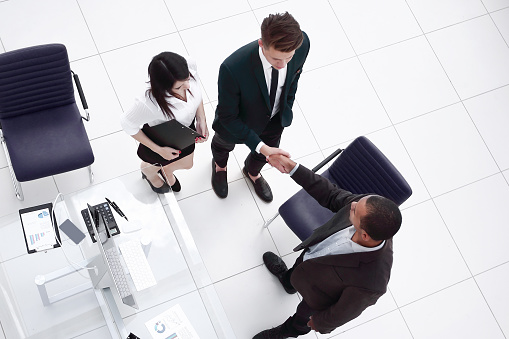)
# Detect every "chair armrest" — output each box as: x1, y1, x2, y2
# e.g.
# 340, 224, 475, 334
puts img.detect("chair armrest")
311, 148, 343, 173
71, 71, 90, 121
